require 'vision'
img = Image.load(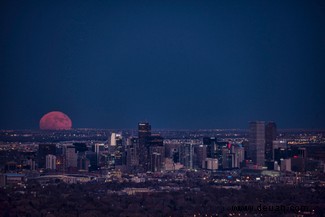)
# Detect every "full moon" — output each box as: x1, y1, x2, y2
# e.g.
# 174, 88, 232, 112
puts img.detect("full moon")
40, 111, 72, 130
